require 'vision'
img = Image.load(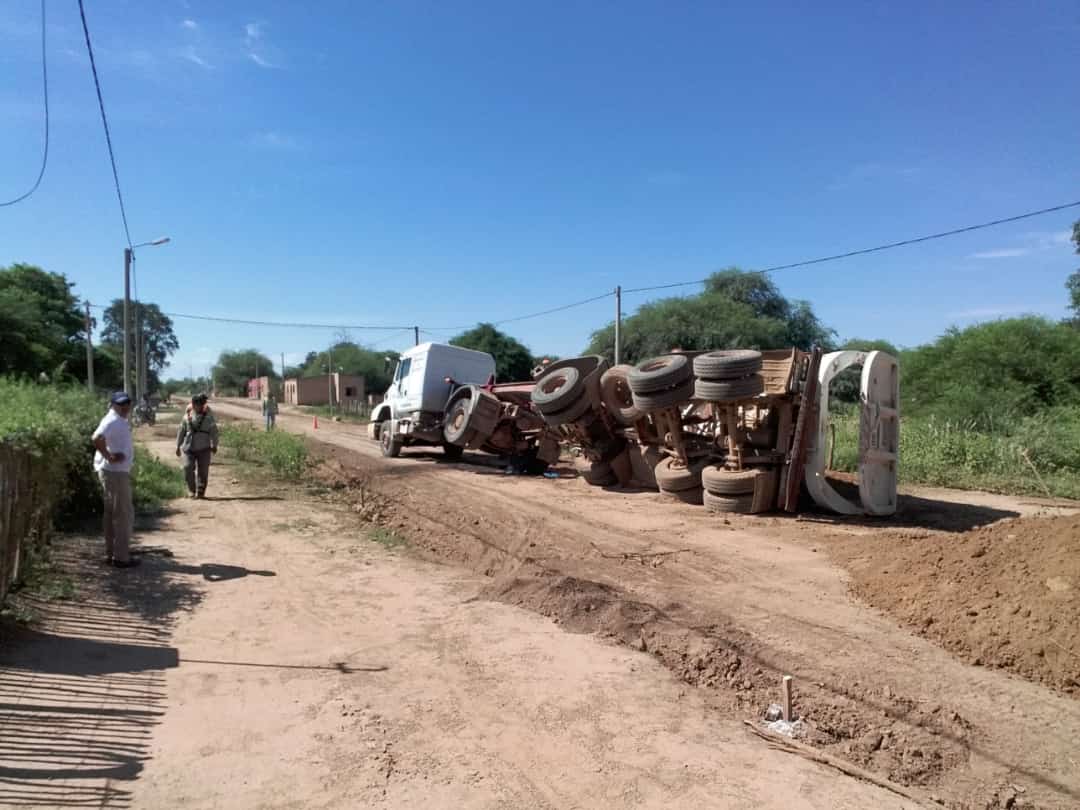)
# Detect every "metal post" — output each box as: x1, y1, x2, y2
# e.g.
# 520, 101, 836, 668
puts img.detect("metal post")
135, 300, 144, 401
122, 248, 131, 394
614, 285, 622, 366
84, 301, 94, 391
414, 326, 419, 346
255, 356, 259, 398
328, 344, 334, 414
